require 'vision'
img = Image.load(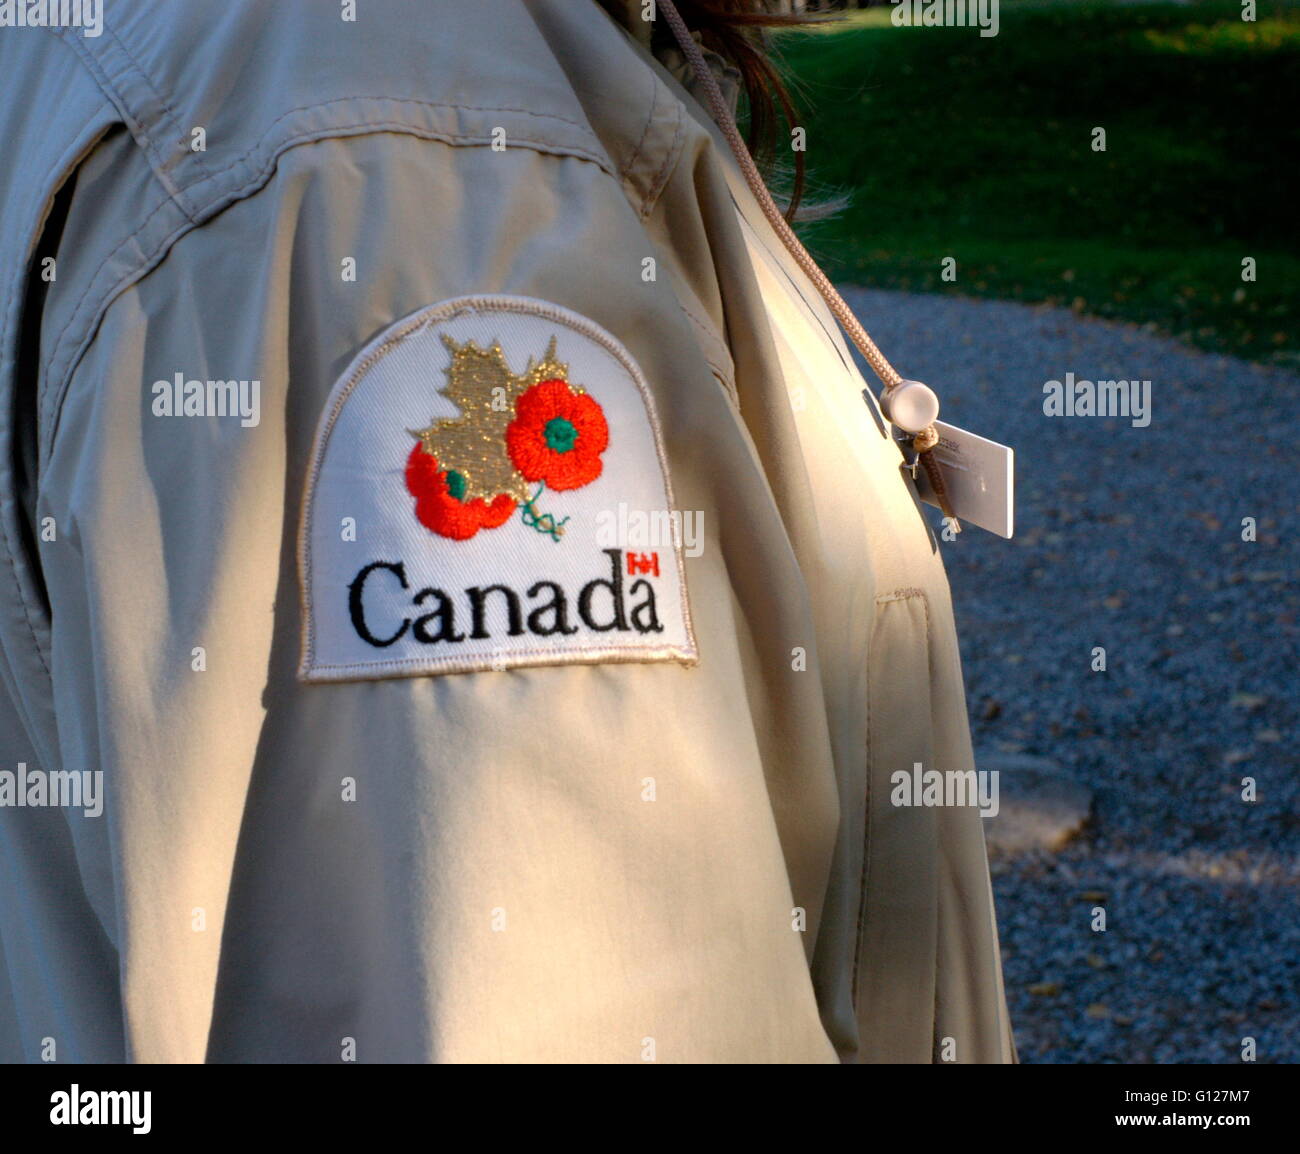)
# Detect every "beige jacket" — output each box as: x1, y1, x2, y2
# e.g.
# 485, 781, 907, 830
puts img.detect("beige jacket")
0, 0, 1013, 1063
